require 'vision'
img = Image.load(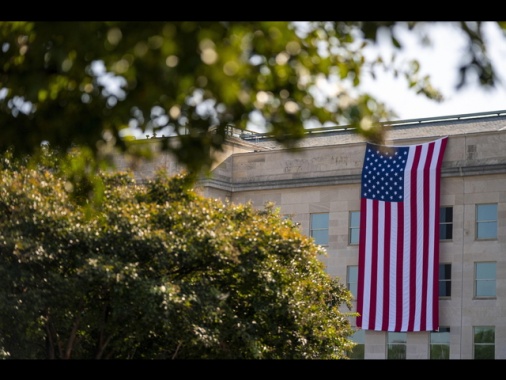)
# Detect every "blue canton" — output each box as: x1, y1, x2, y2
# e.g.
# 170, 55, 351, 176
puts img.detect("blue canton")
361, 144, 409, 202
